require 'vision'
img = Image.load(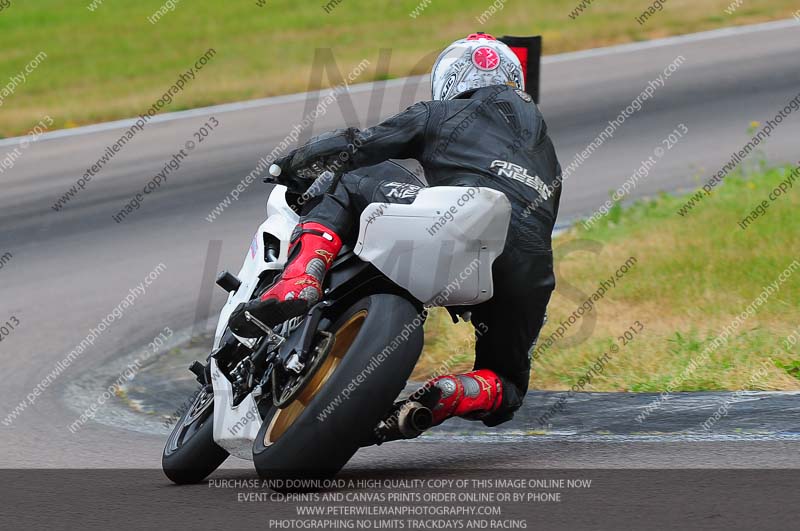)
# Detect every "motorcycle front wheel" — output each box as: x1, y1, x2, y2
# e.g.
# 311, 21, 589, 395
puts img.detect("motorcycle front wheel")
252, 293, 424, 480
161, 384, 229, 484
